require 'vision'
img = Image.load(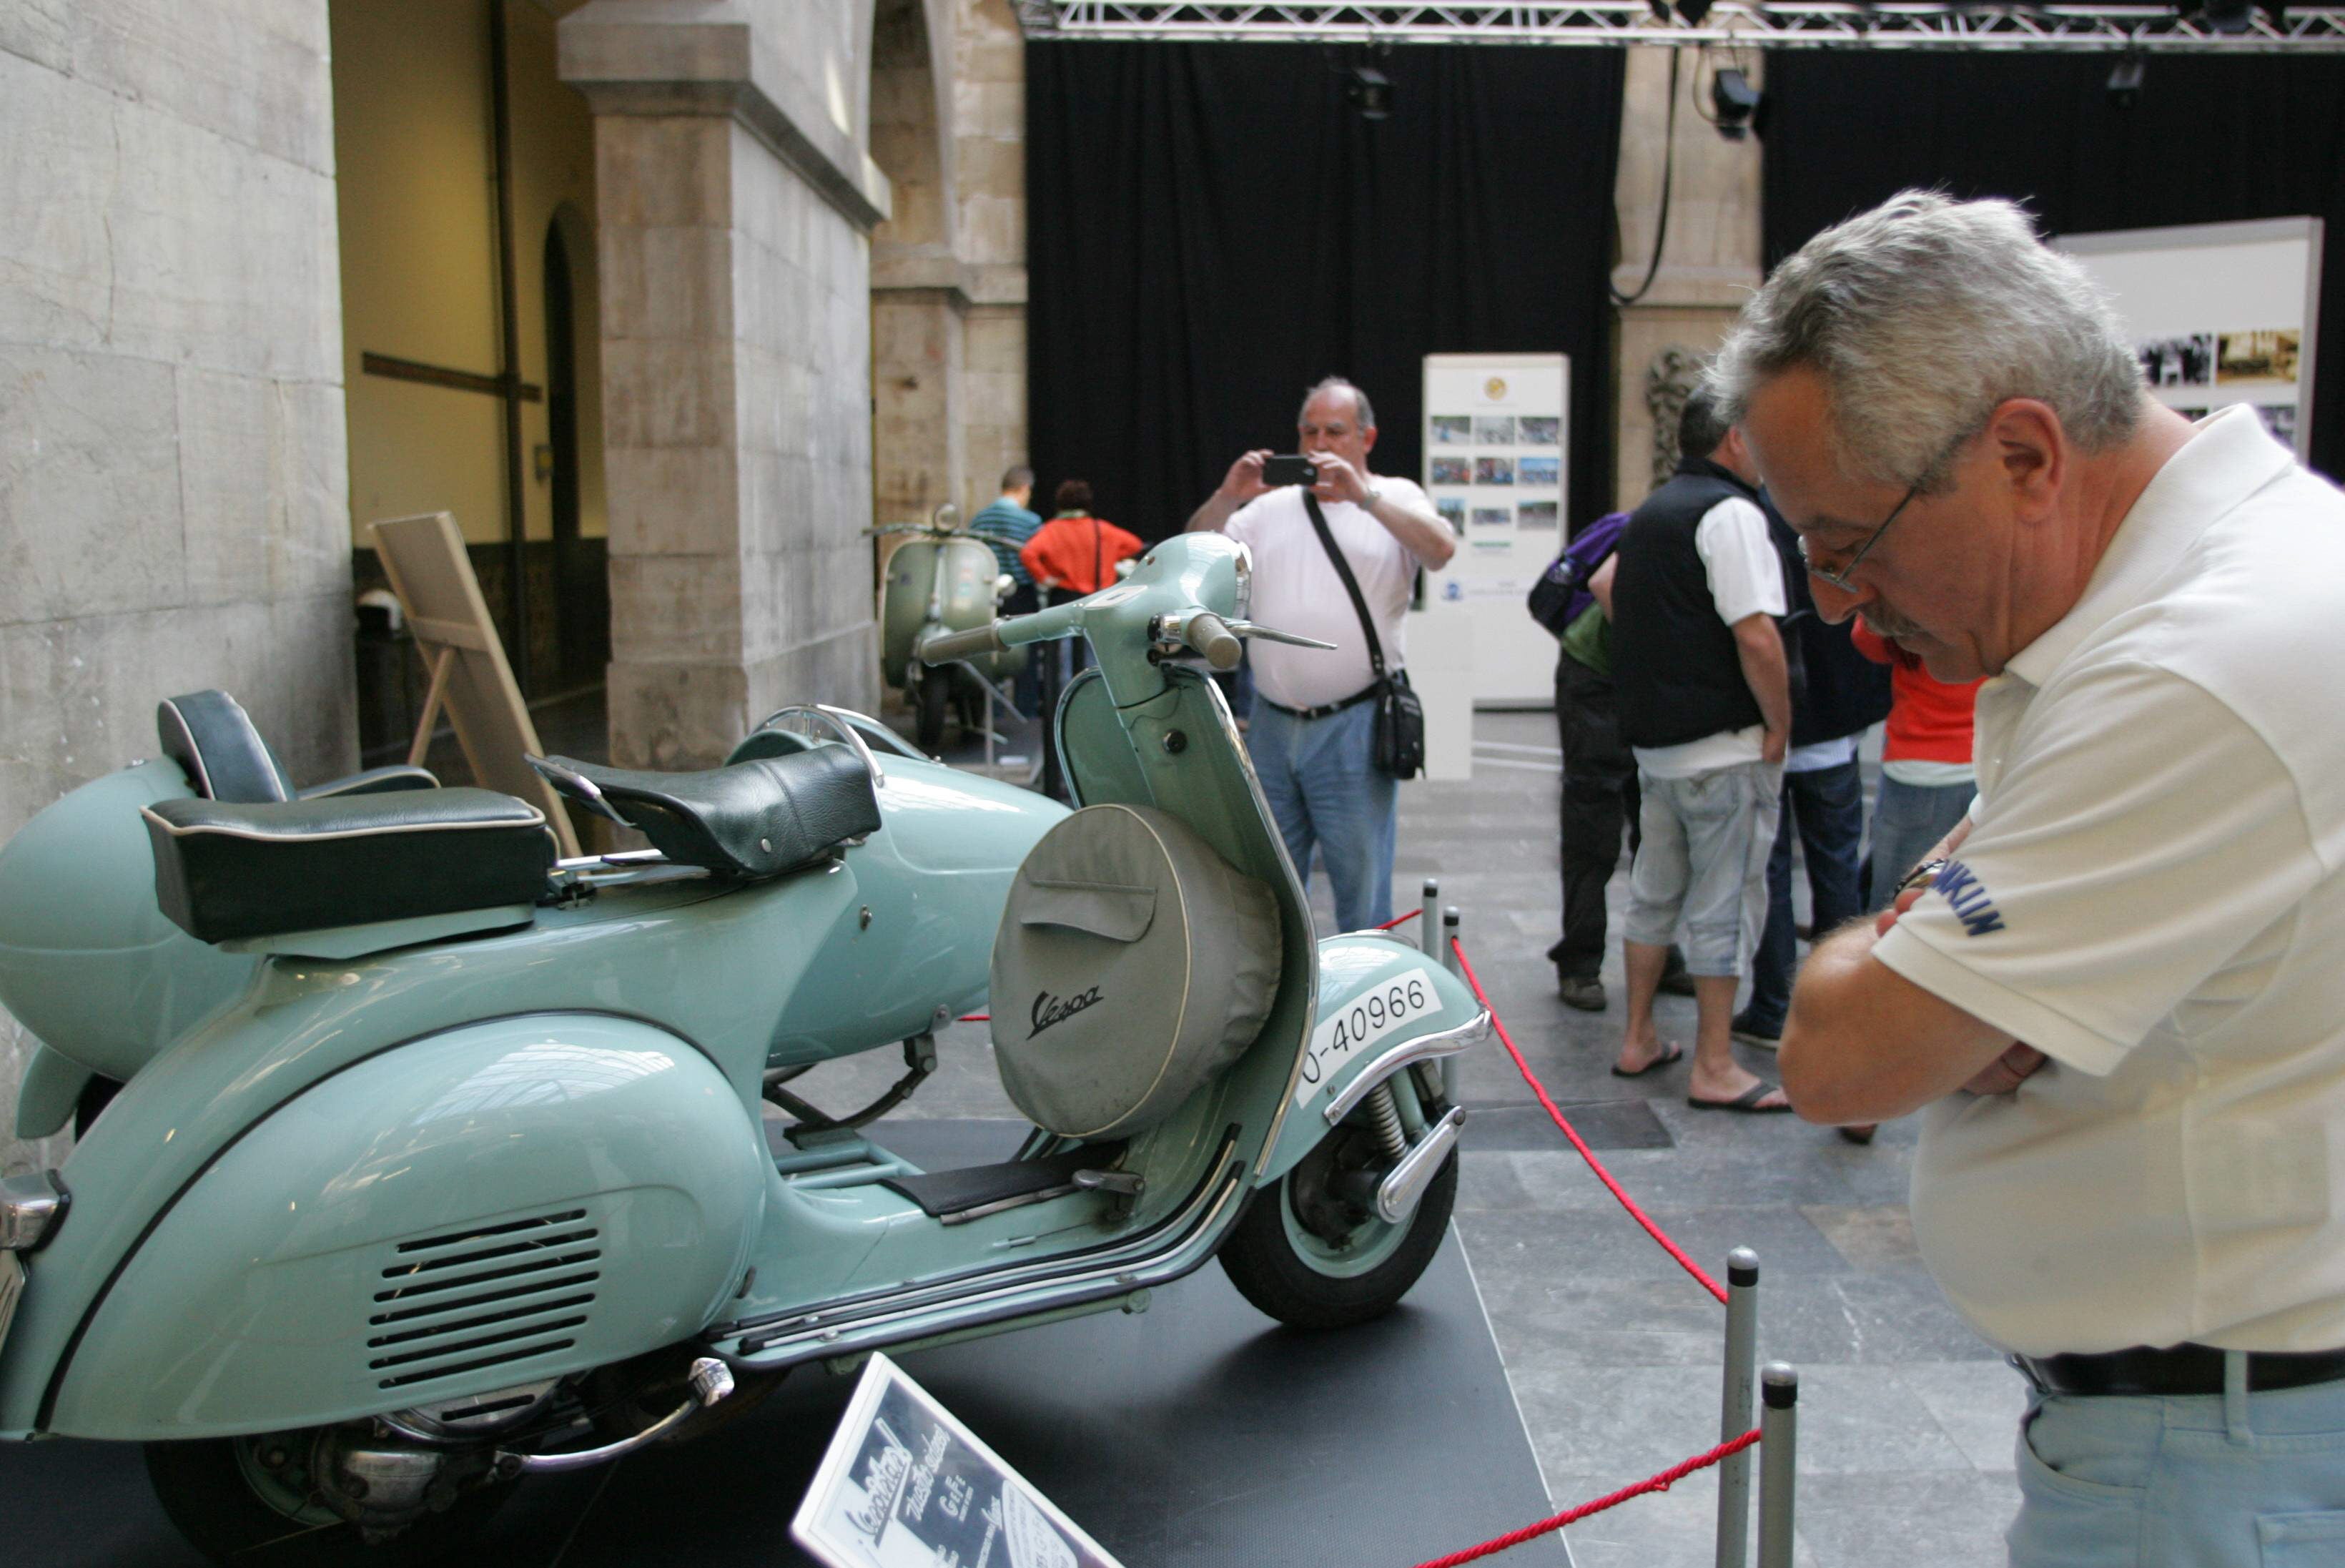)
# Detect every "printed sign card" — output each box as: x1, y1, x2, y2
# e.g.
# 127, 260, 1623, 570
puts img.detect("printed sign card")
794, 1353, 1125, 1568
